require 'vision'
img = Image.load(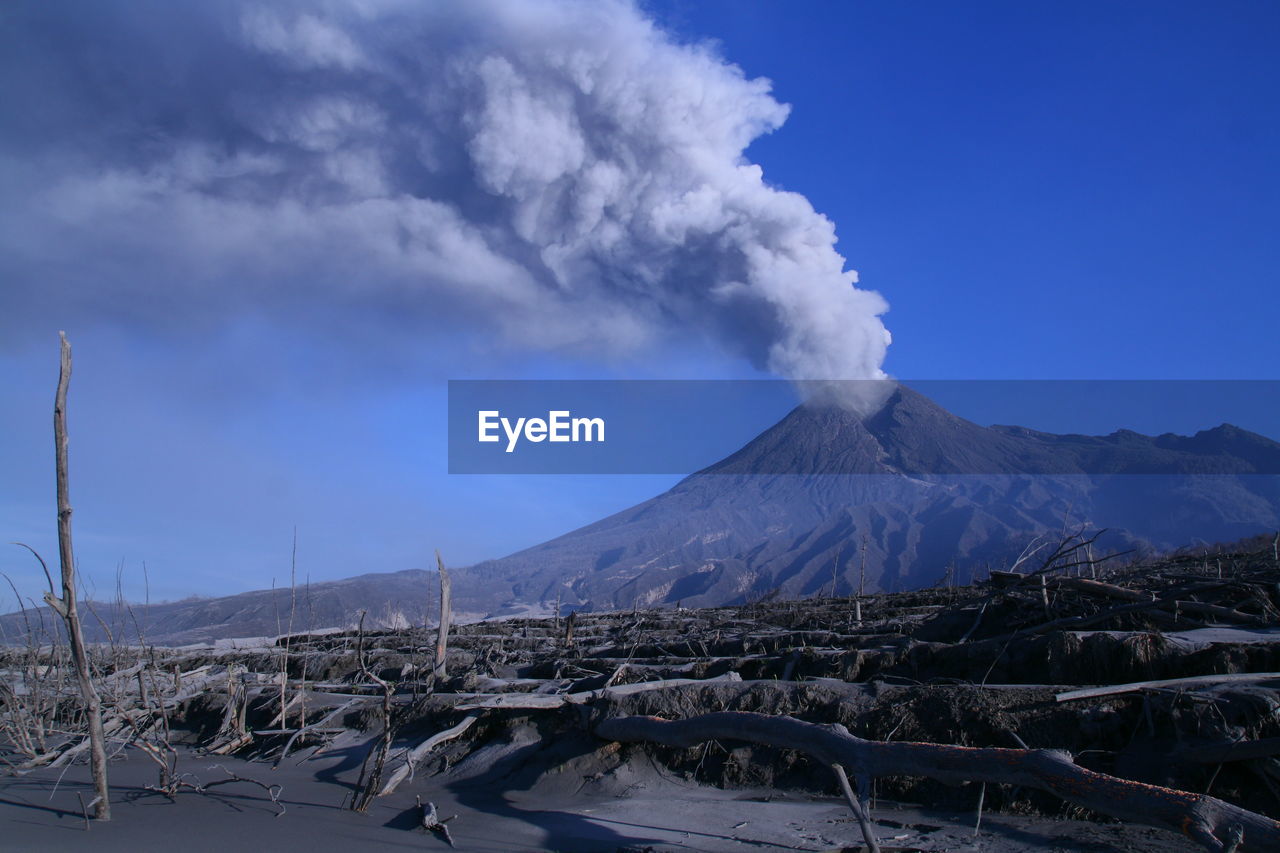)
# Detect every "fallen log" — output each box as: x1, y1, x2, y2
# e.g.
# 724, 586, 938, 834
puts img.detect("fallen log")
1048, 577, 1151, 602
206, 731, 253, 756
284, 681, 389, 692
1165, 600, 1265, 625
453, 672, 743, 711
452, 693, 566, 711
594, 711, 1280, 852
273, 696, 368, 767
378, 712, 480, 796
253, 727, 347, 736
1056, 672, 1280, 703
21, 716, 127, 770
